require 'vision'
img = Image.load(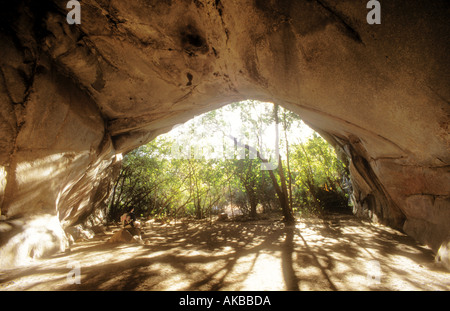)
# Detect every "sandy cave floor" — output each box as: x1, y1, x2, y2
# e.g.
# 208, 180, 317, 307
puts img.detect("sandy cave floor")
0, 212, 449, 291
